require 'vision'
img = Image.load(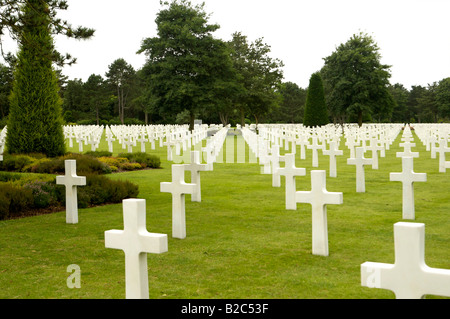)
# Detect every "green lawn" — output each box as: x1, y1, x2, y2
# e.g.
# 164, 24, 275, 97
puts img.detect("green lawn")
0, 131, 448, 299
